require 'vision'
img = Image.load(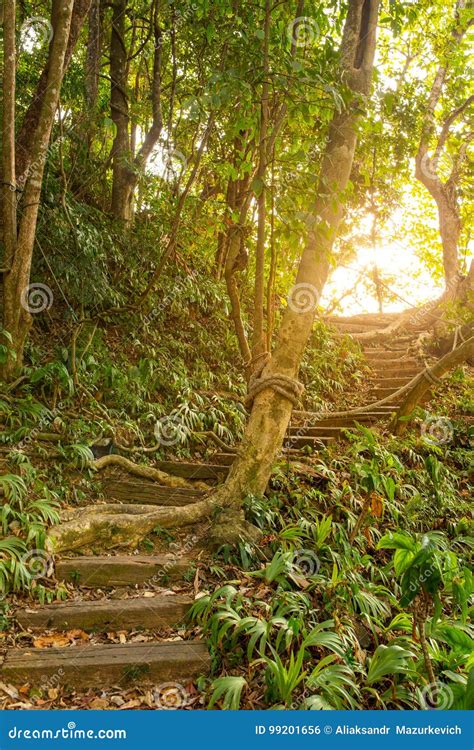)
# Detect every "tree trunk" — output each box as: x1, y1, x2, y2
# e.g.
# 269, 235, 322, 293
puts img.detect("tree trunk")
46, 0, 382, 553
85, 0, 103, 110
110, 0, 134, 221
15, 0, 92, 187
1, 0, 17, 274
222, 139, 253, 365
215, 0, 380, 504
414, 0, 470, 287
1, 0, 76, 380
252, 0, 271, 363
110, 0, 163, 221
